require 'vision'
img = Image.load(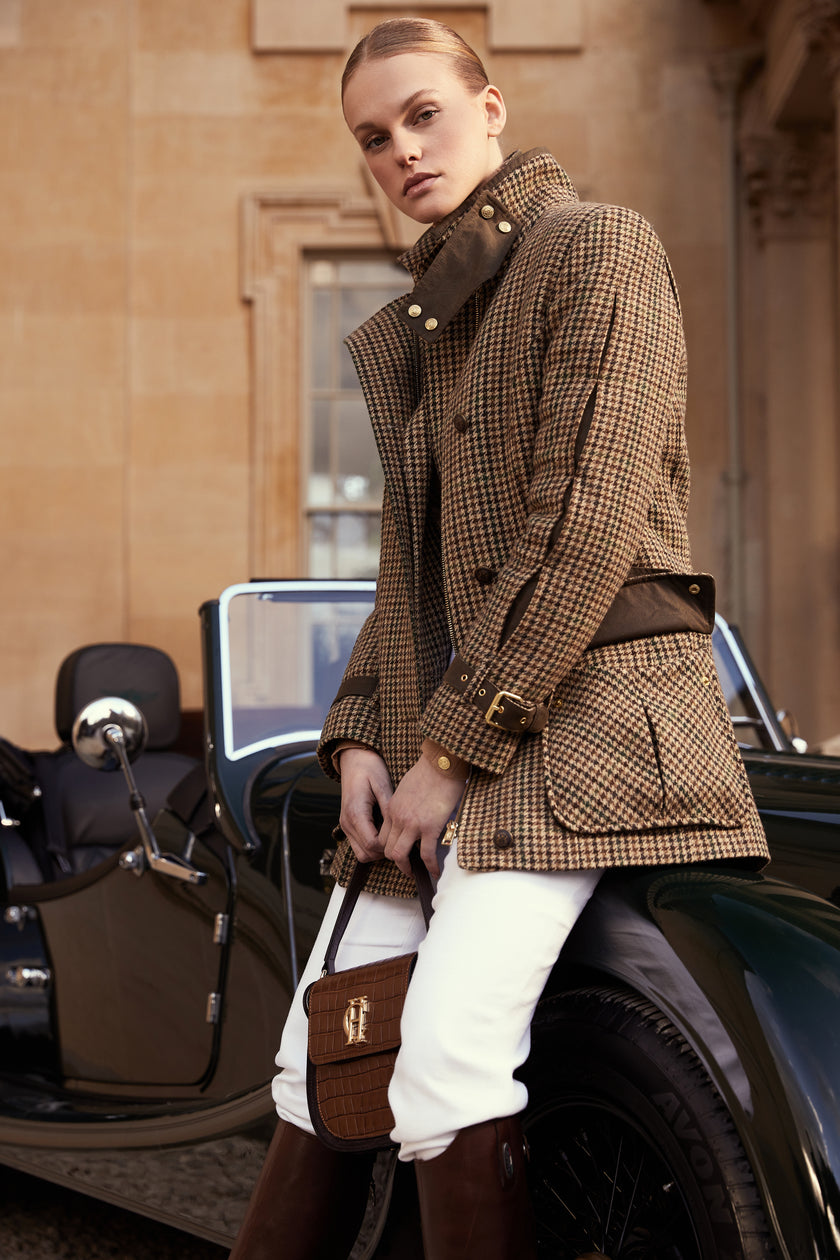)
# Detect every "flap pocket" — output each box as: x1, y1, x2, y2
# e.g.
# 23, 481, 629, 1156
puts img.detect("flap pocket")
544, 650, 749, 833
